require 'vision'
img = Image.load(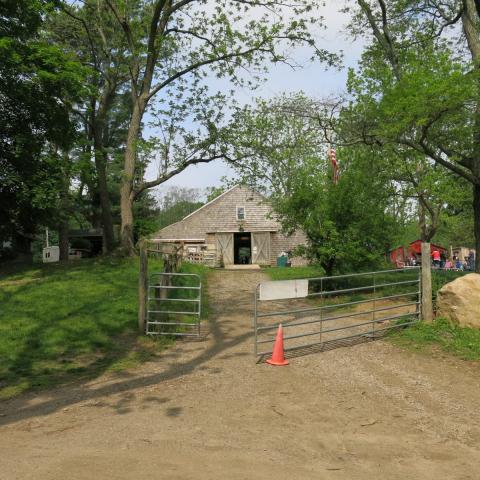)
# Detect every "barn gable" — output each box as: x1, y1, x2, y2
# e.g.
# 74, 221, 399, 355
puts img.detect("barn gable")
156, 185, 279, 240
